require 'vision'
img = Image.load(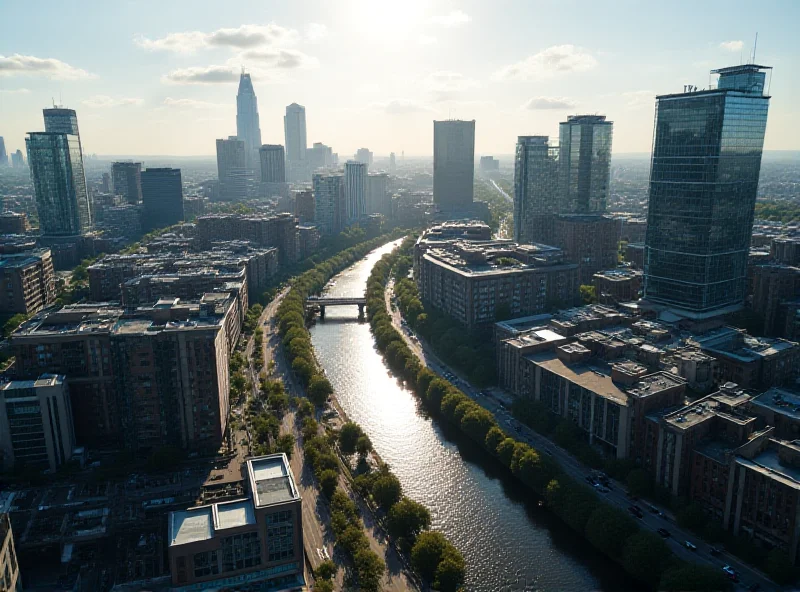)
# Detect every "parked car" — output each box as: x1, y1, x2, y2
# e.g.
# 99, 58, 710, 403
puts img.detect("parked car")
657, 528, 670, 538
722, 566, 738, 582
684, 541, 697, 551
710, 547, 722, 556
627, 506, 643, 518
